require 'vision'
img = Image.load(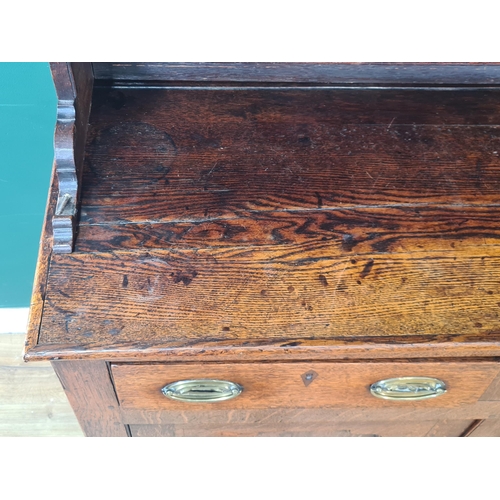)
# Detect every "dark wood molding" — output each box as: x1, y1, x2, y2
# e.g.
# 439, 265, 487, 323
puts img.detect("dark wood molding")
24, 338, 500, 363
460, 419, 485, 436
93, 62, 500, 85
50, 62, 93, 253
